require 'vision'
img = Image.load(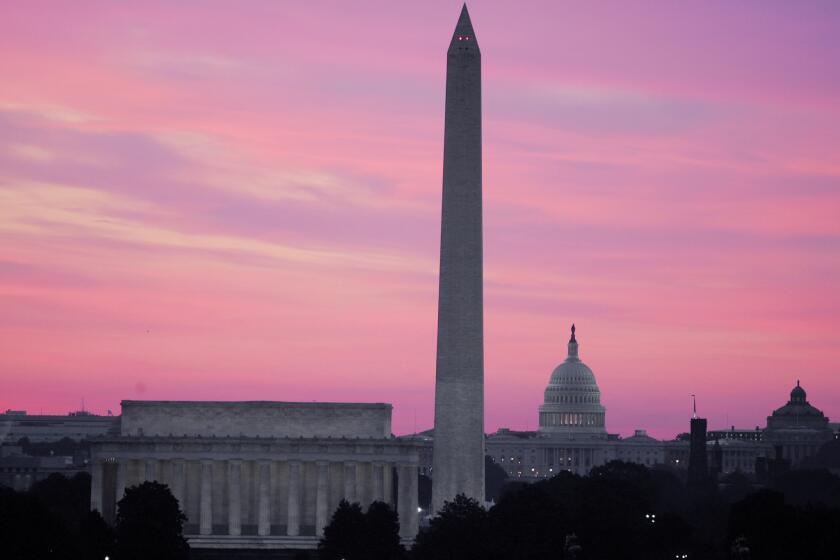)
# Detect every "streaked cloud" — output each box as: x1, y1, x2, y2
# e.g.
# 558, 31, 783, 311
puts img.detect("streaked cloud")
0, 1, 838, 438
0, 179, 432, 274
